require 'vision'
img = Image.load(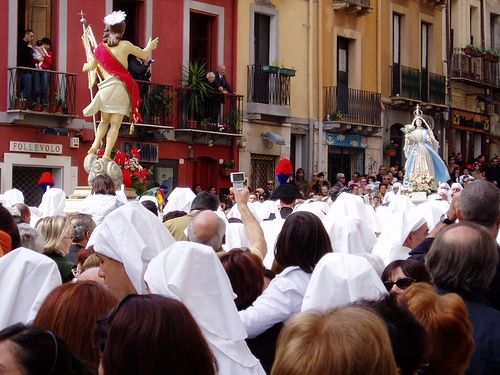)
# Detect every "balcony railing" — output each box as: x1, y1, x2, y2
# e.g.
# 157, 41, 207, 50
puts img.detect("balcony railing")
7, 67, 77, 115
391, 64, 421, 100
451, 49, 499, 87
247, 65, 292, 106
391, 65, 446, 105
334, 0, 370, 6
135, 82, 173, 127
324, 86, 381, 126
176, 88, 243, 134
